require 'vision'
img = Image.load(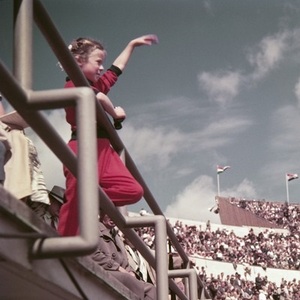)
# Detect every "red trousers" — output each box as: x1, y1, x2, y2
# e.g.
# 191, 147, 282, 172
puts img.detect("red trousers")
58, 138, 143, 236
